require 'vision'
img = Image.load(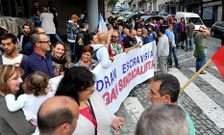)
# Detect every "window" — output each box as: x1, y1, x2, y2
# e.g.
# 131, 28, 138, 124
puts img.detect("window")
187, 17, 204, 25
